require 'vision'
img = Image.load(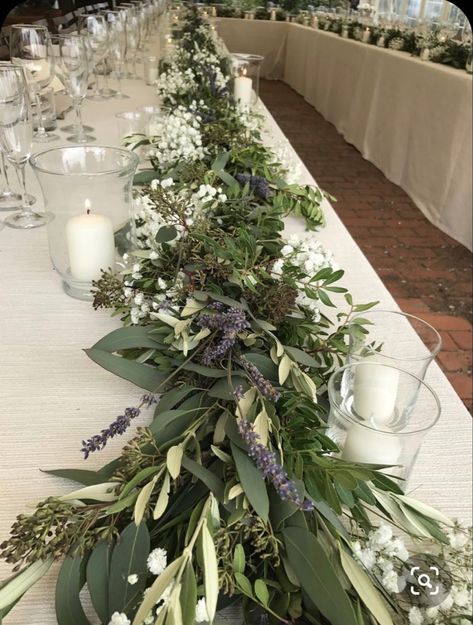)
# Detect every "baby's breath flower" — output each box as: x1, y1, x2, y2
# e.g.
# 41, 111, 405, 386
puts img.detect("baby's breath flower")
108, 612, 131, 625
147, 547, 167, 575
